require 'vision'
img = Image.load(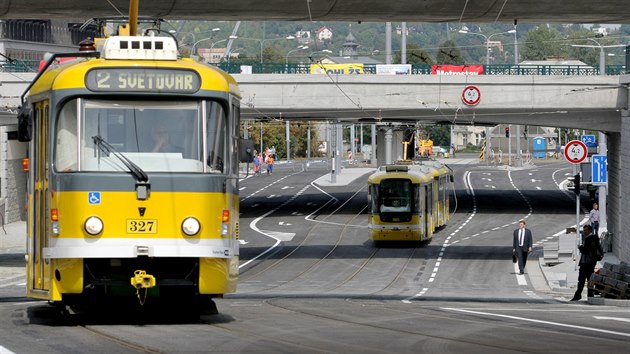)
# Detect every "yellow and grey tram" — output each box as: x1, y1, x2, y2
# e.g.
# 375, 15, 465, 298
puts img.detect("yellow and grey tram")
18, 23, 251, 308
367, 161, 453, 244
